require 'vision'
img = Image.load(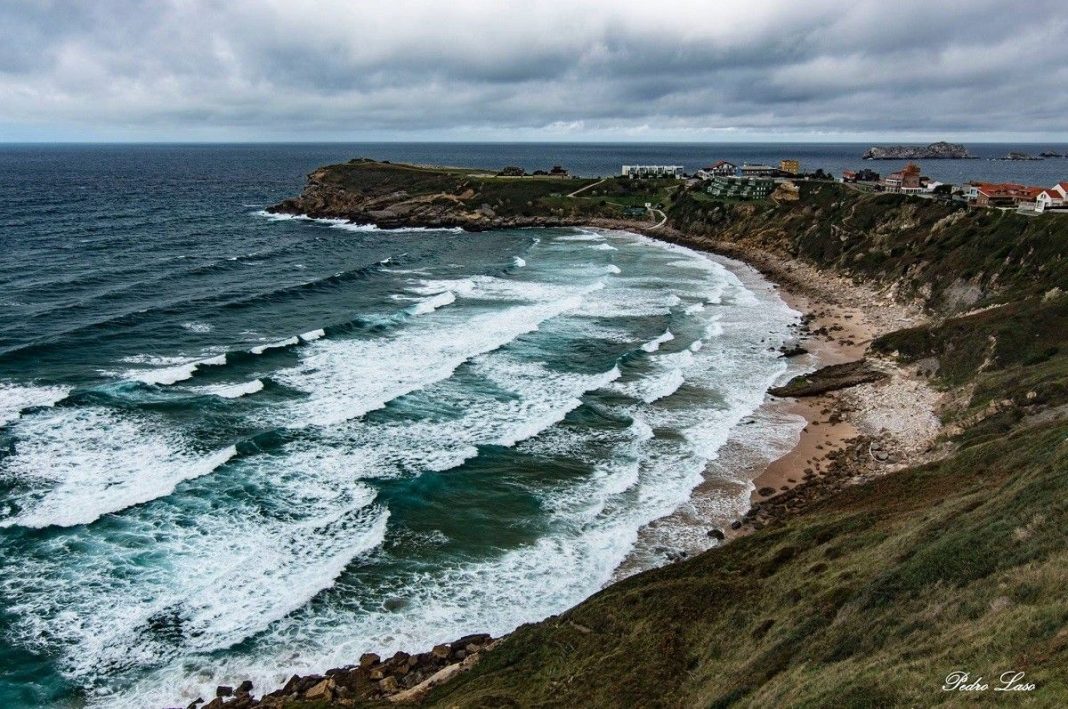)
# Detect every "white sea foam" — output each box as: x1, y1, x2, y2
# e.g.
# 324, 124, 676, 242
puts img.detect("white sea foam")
133, 361, 199, 386
0, 381, 71, 427
126, 354, 226, 386
555, 232, 604, 242
1, 459, 388, 699
588, 242, 617, 251
409, 290, 456, 316
254, 210, 464, 233
250, 336, 300, 355
0, 407, 238, 528
199, 379, 264, 399
641, 330, 675, 353
512, 256, 526, 268
300, 329, 326, 342
272, 280, 604, 428
181, 321, 213, 333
